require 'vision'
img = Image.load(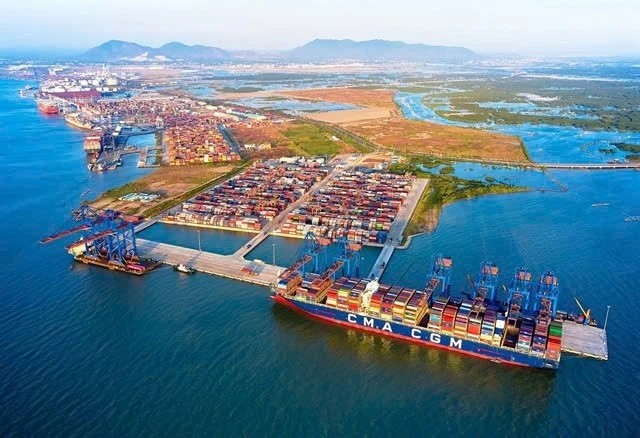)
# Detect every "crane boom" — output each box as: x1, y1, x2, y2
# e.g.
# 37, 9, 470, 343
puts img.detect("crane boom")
40, 224, 91, 244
